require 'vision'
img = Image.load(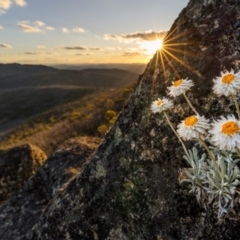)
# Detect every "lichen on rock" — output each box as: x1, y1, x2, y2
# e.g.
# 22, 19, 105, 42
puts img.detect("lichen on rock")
0, 137, 101, 240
